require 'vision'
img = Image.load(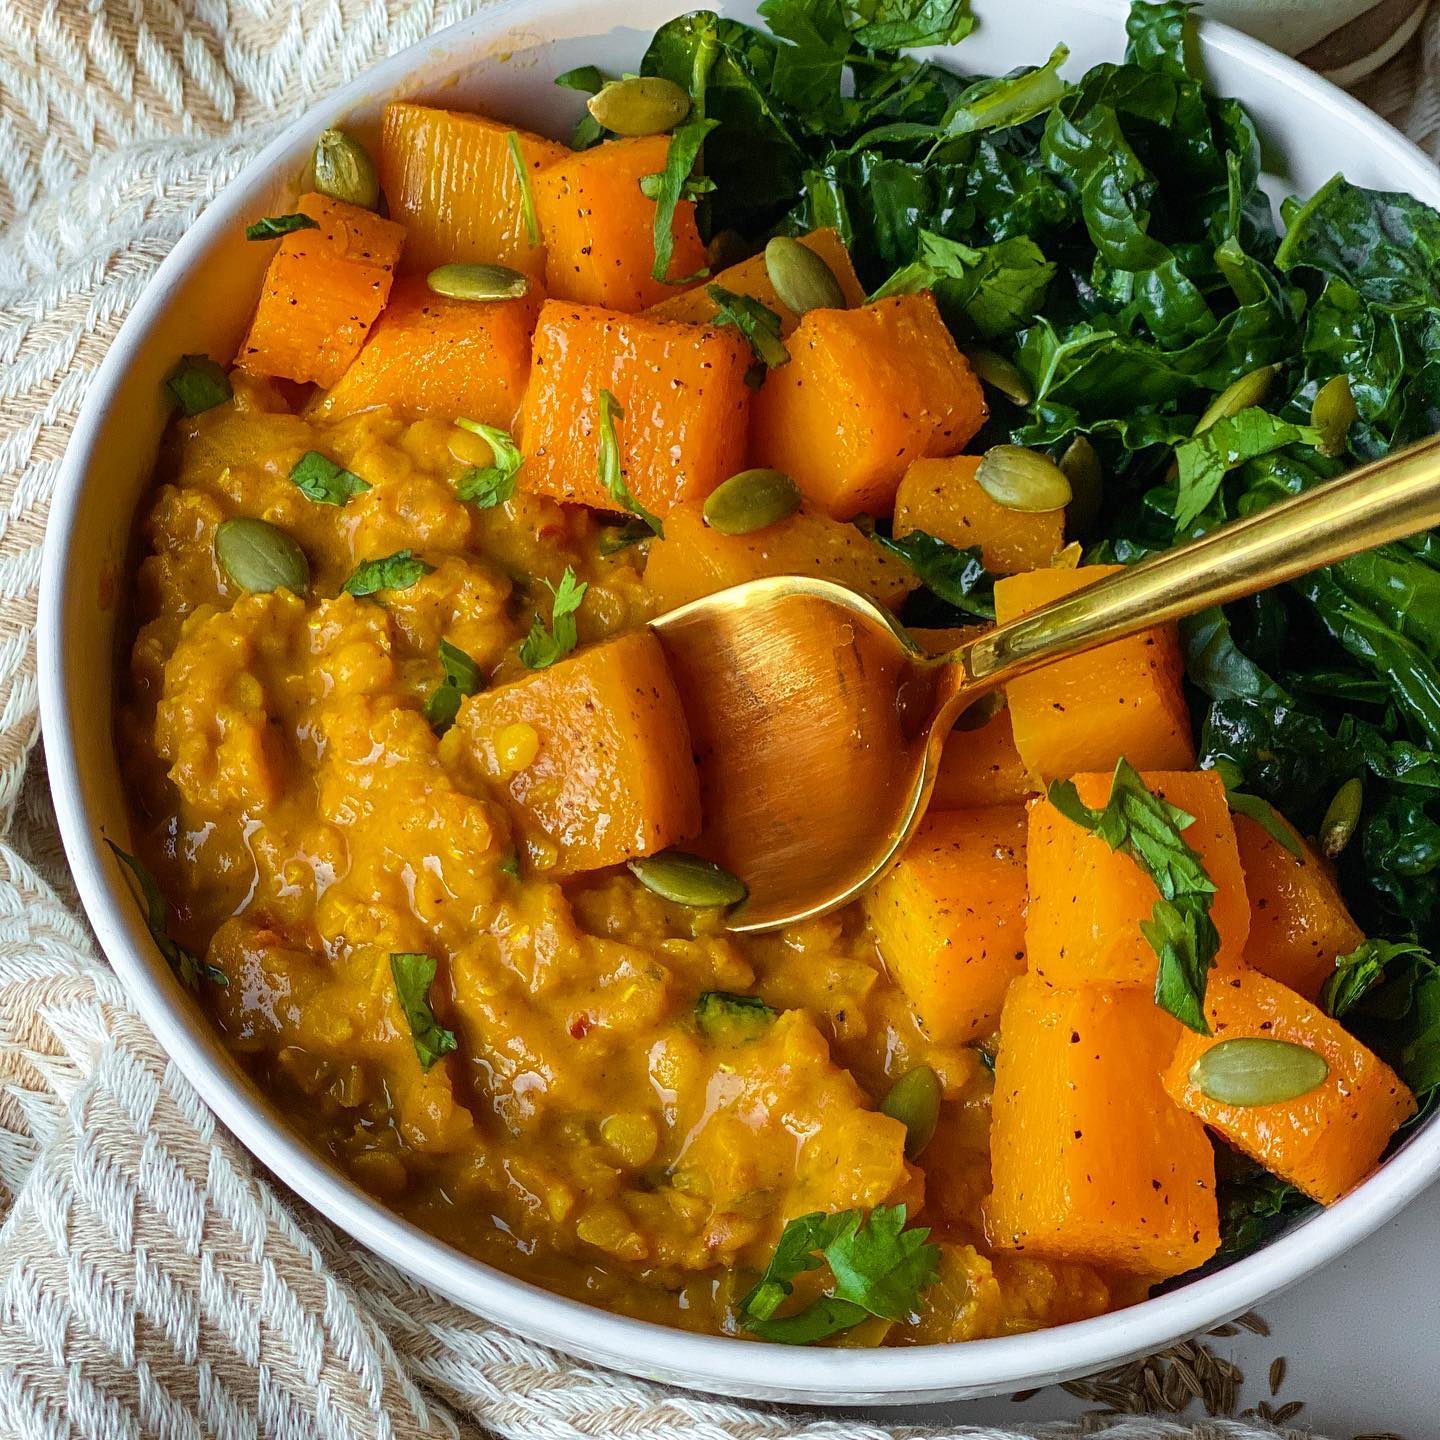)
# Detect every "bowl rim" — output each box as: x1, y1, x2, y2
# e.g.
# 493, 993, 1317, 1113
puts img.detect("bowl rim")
35, 0, 1440, 1405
